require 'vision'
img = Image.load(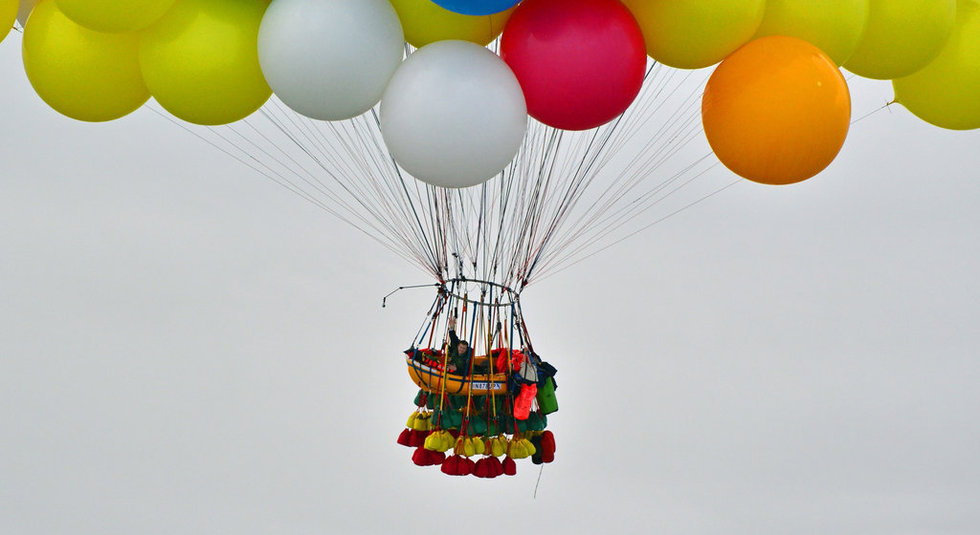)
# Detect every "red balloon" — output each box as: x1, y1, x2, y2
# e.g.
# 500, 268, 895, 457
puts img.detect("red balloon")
500, 0, 647, 131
